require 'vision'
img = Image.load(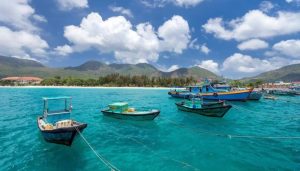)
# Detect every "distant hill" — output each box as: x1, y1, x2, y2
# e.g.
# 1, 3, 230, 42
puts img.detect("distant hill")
243, 63, 300, 82
0, 56, 219, 79
0, 55, 44, 68
165, 67, 219, 79
65, 60, 105, 71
